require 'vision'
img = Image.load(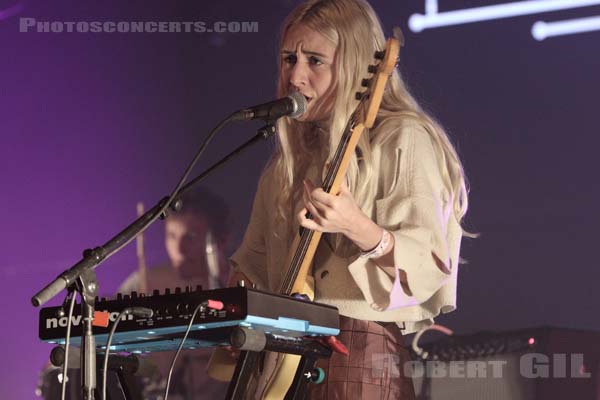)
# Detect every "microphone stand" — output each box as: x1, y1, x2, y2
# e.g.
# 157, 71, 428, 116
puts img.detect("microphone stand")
78, 267, 99, 400
31, 120, 277, 399
181, 122, 276, 191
